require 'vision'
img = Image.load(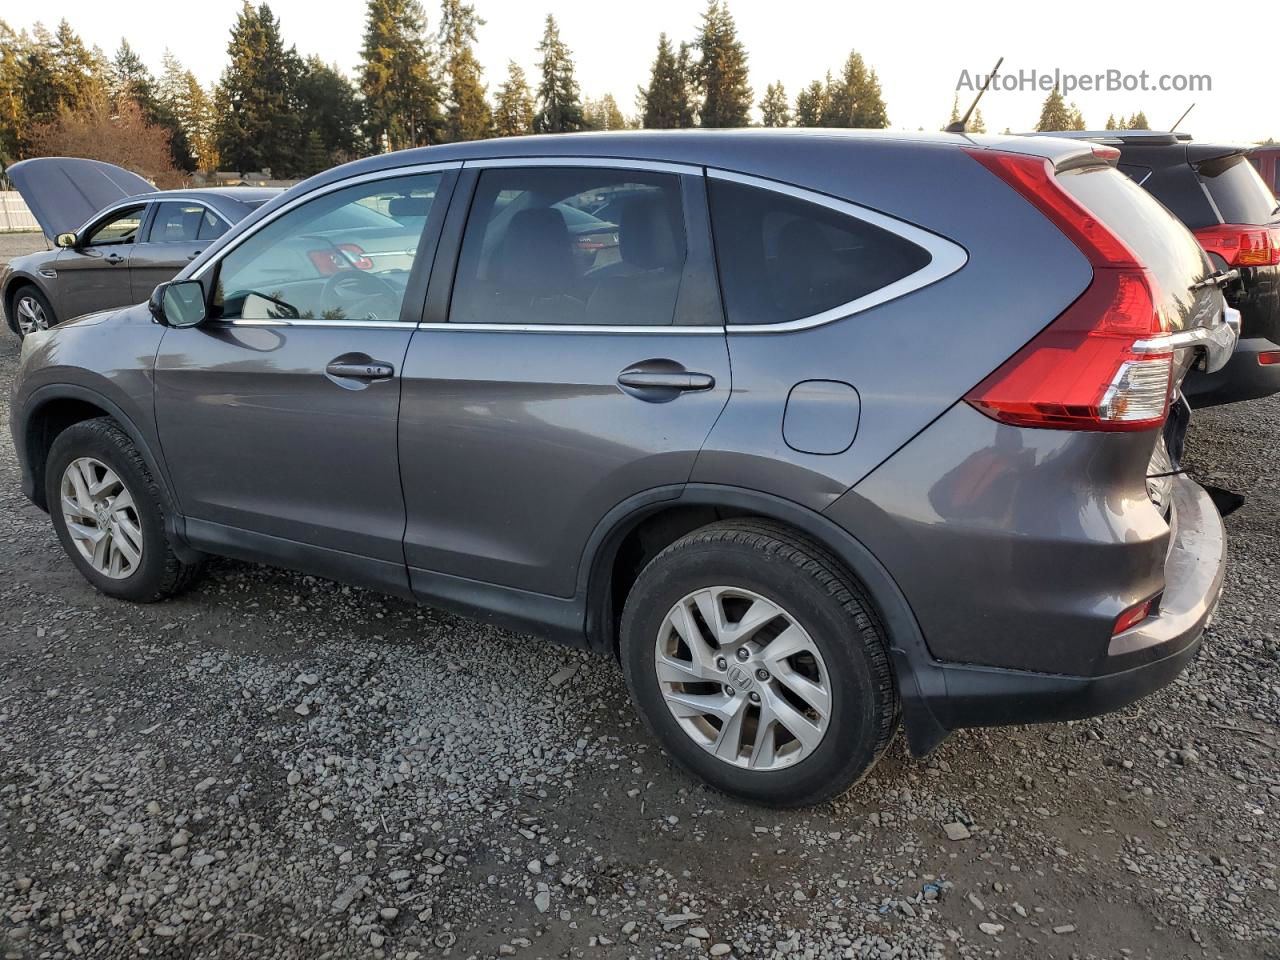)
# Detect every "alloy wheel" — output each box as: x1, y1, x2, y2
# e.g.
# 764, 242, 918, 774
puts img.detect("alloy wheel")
15, 295, 49, 337
59, 457, 144, 579
654, 586, 832, 771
